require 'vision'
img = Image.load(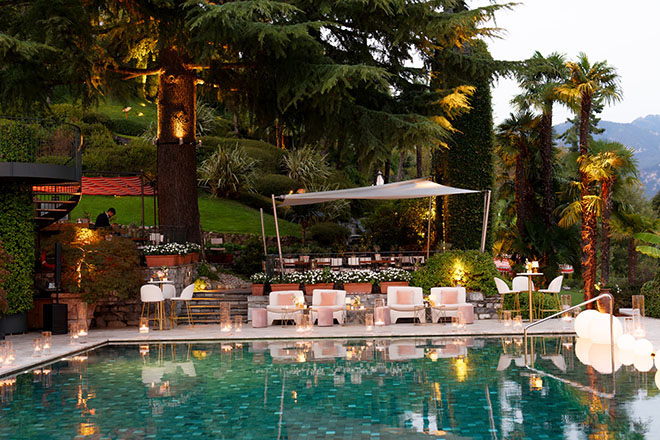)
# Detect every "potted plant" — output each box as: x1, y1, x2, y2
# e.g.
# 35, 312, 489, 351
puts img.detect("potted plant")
143, 242, 186, 266
269, 272, 302, 292
339, 269, 377, 294
0, 241, 8, 340
303, 268, 337, 294
187, 242, 201, 263
377, 268, 412, 293
42, 226, 144, 329
250, 272, 269, 296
